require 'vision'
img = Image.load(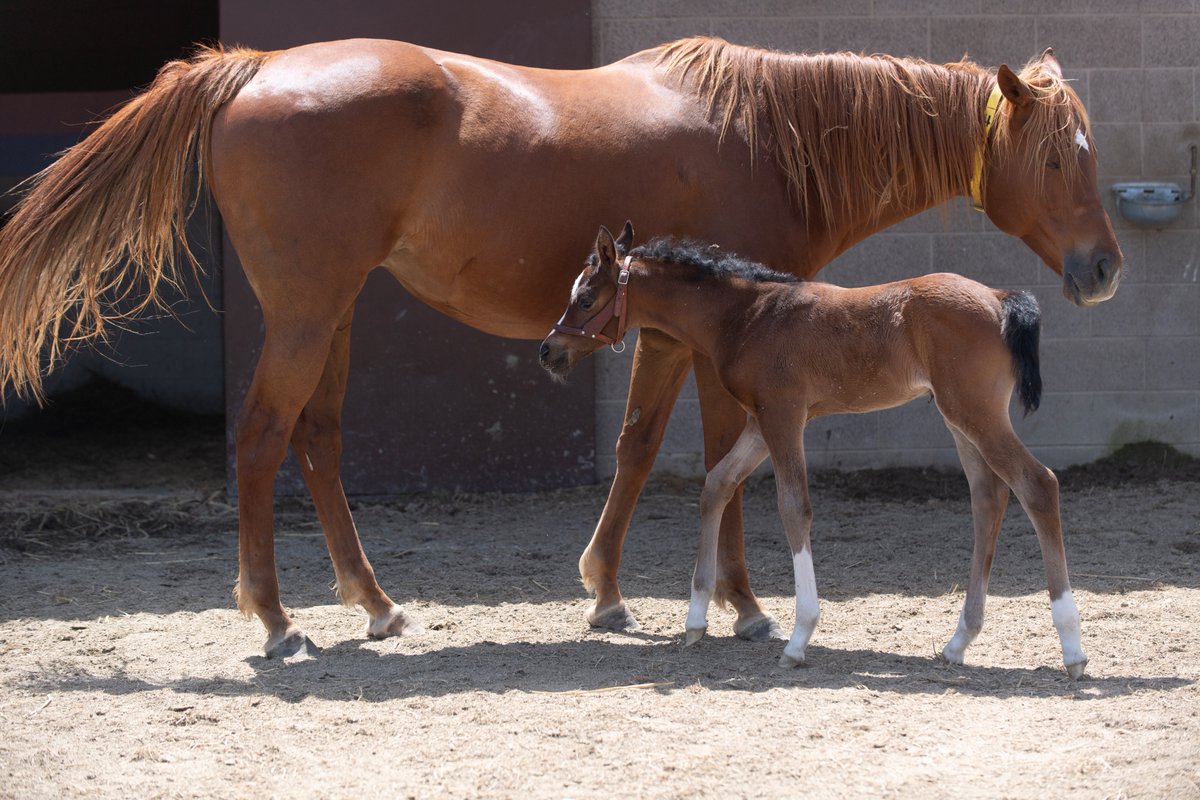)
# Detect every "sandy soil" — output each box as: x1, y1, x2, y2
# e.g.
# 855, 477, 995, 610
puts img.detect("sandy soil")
1, 408, 1198, 798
